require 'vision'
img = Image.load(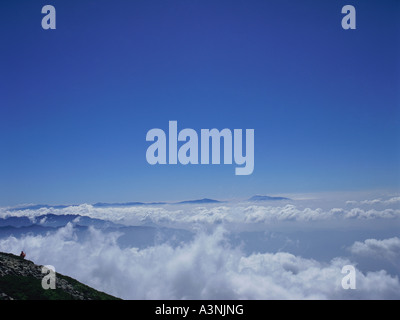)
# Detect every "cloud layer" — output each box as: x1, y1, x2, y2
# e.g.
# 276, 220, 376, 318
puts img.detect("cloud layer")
349, 237, 400, 263
0, 195, 399, 299
1, 197, 399, 230
0, 224, 399, 300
